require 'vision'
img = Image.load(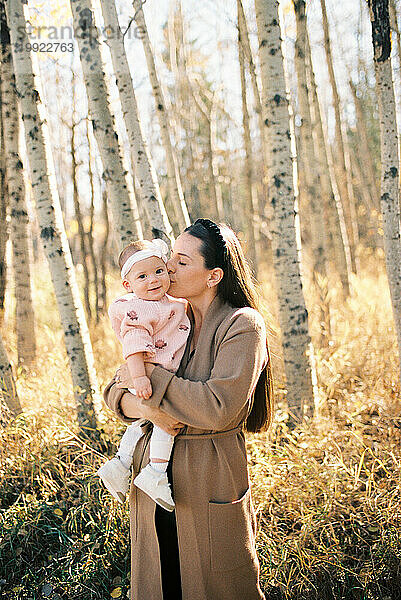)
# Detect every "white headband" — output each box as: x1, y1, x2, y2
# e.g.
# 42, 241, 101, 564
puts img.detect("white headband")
121, 238, 169, 279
